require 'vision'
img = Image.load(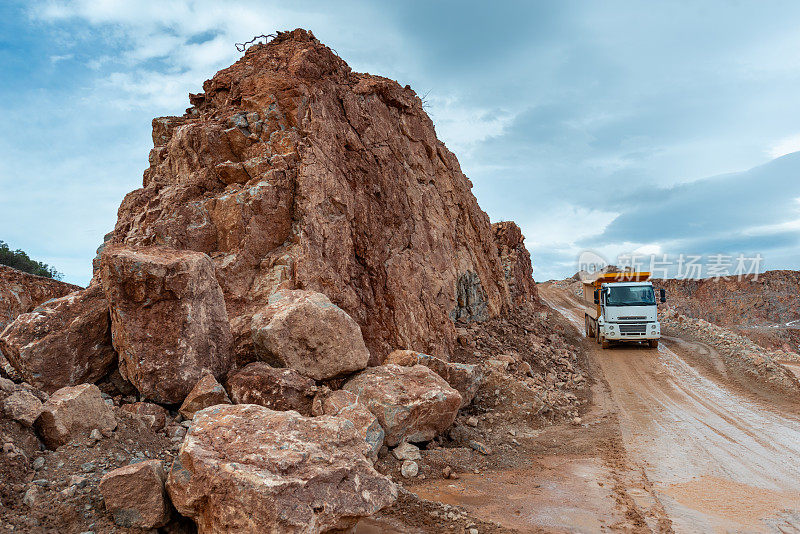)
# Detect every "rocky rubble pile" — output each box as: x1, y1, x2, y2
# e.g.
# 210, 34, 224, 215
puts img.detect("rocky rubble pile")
660, 309, 800, 397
